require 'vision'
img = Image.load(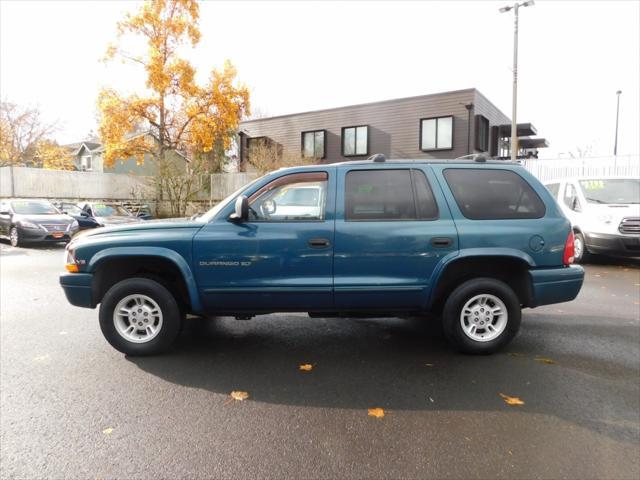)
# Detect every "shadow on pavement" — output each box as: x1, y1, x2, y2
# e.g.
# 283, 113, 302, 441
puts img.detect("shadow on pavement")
128, 313, 639, 445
